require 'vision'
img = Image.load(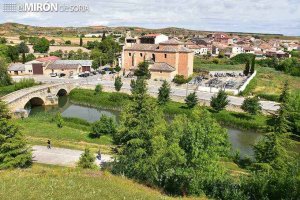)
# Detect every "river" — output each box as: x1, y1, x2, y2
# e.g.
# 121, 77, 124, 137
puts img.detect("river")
29, 96, 263, 157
